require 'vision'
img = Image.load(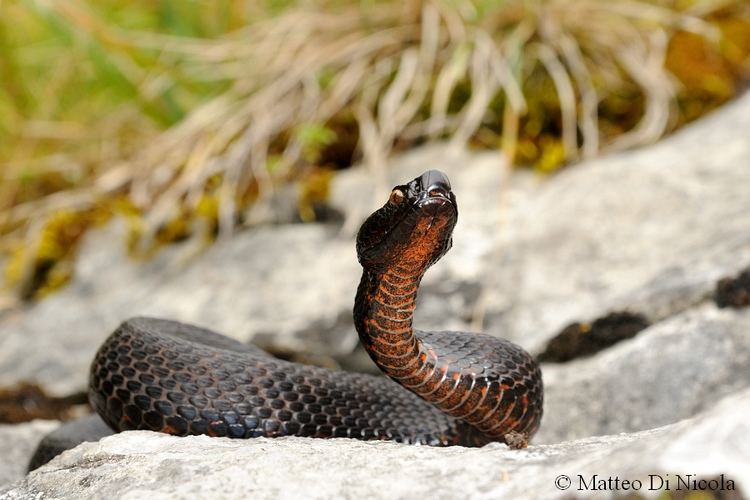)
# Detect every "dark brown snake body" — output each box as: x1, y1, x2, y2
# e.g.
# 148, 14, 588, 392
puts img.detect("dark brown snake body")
35, 170, 543, 468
